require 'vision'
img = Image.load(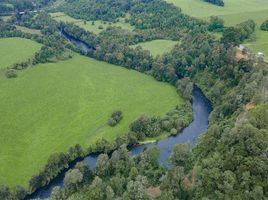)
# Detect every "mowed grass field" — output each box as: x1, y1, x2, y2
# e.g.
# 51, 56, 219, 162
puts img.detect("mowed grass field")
0, 37, 41, 69
0, 41, 183, 188
50, 12, 134, 34
130, 40, 178, 56
166, 0, 268, 55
